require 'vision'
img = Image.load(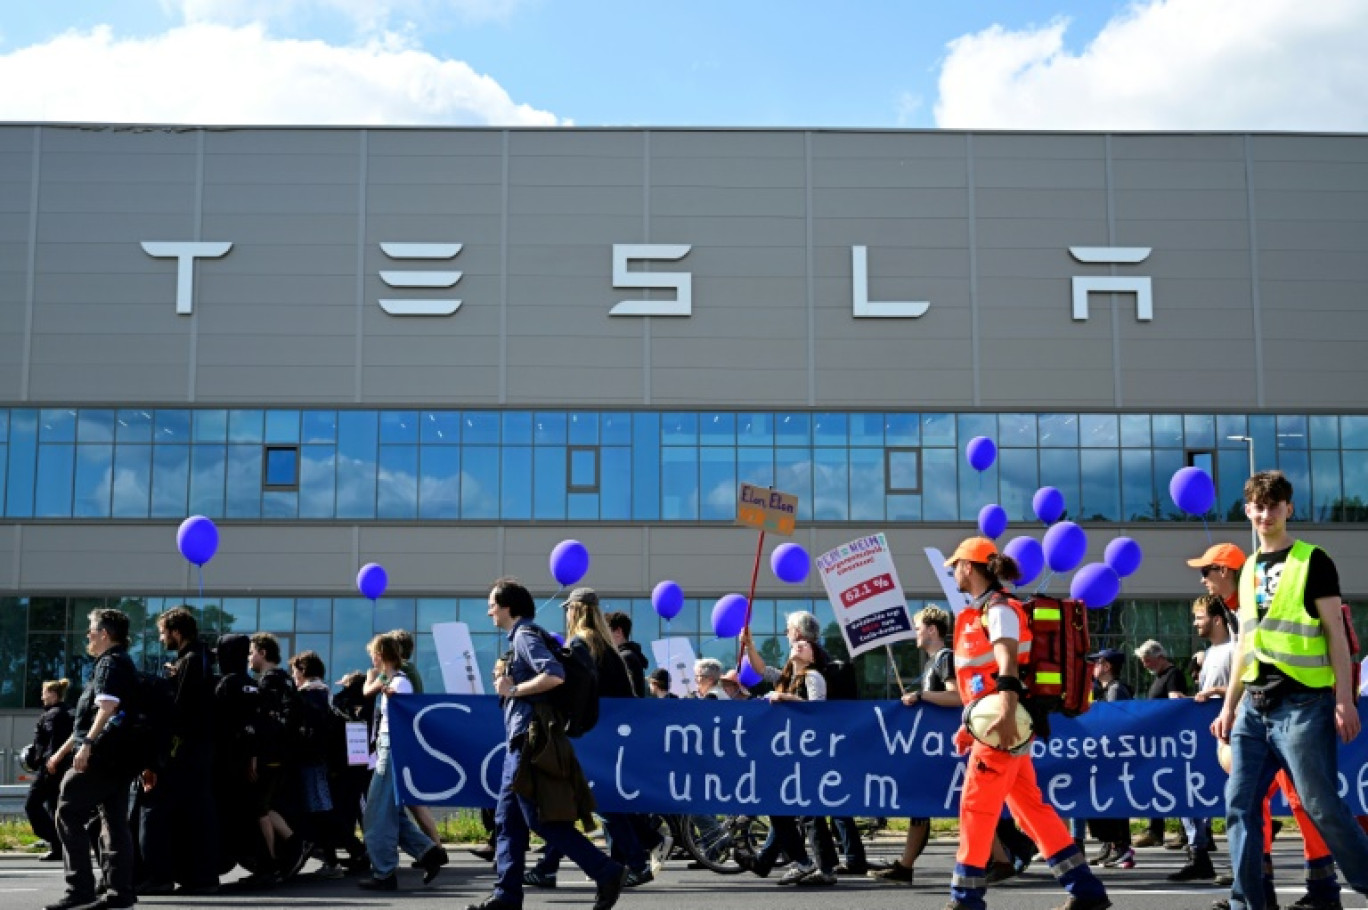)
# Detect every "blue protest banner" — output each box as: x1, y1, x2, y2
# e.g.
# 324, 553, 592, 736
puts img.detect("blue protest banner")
388, 696, 1368, 818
